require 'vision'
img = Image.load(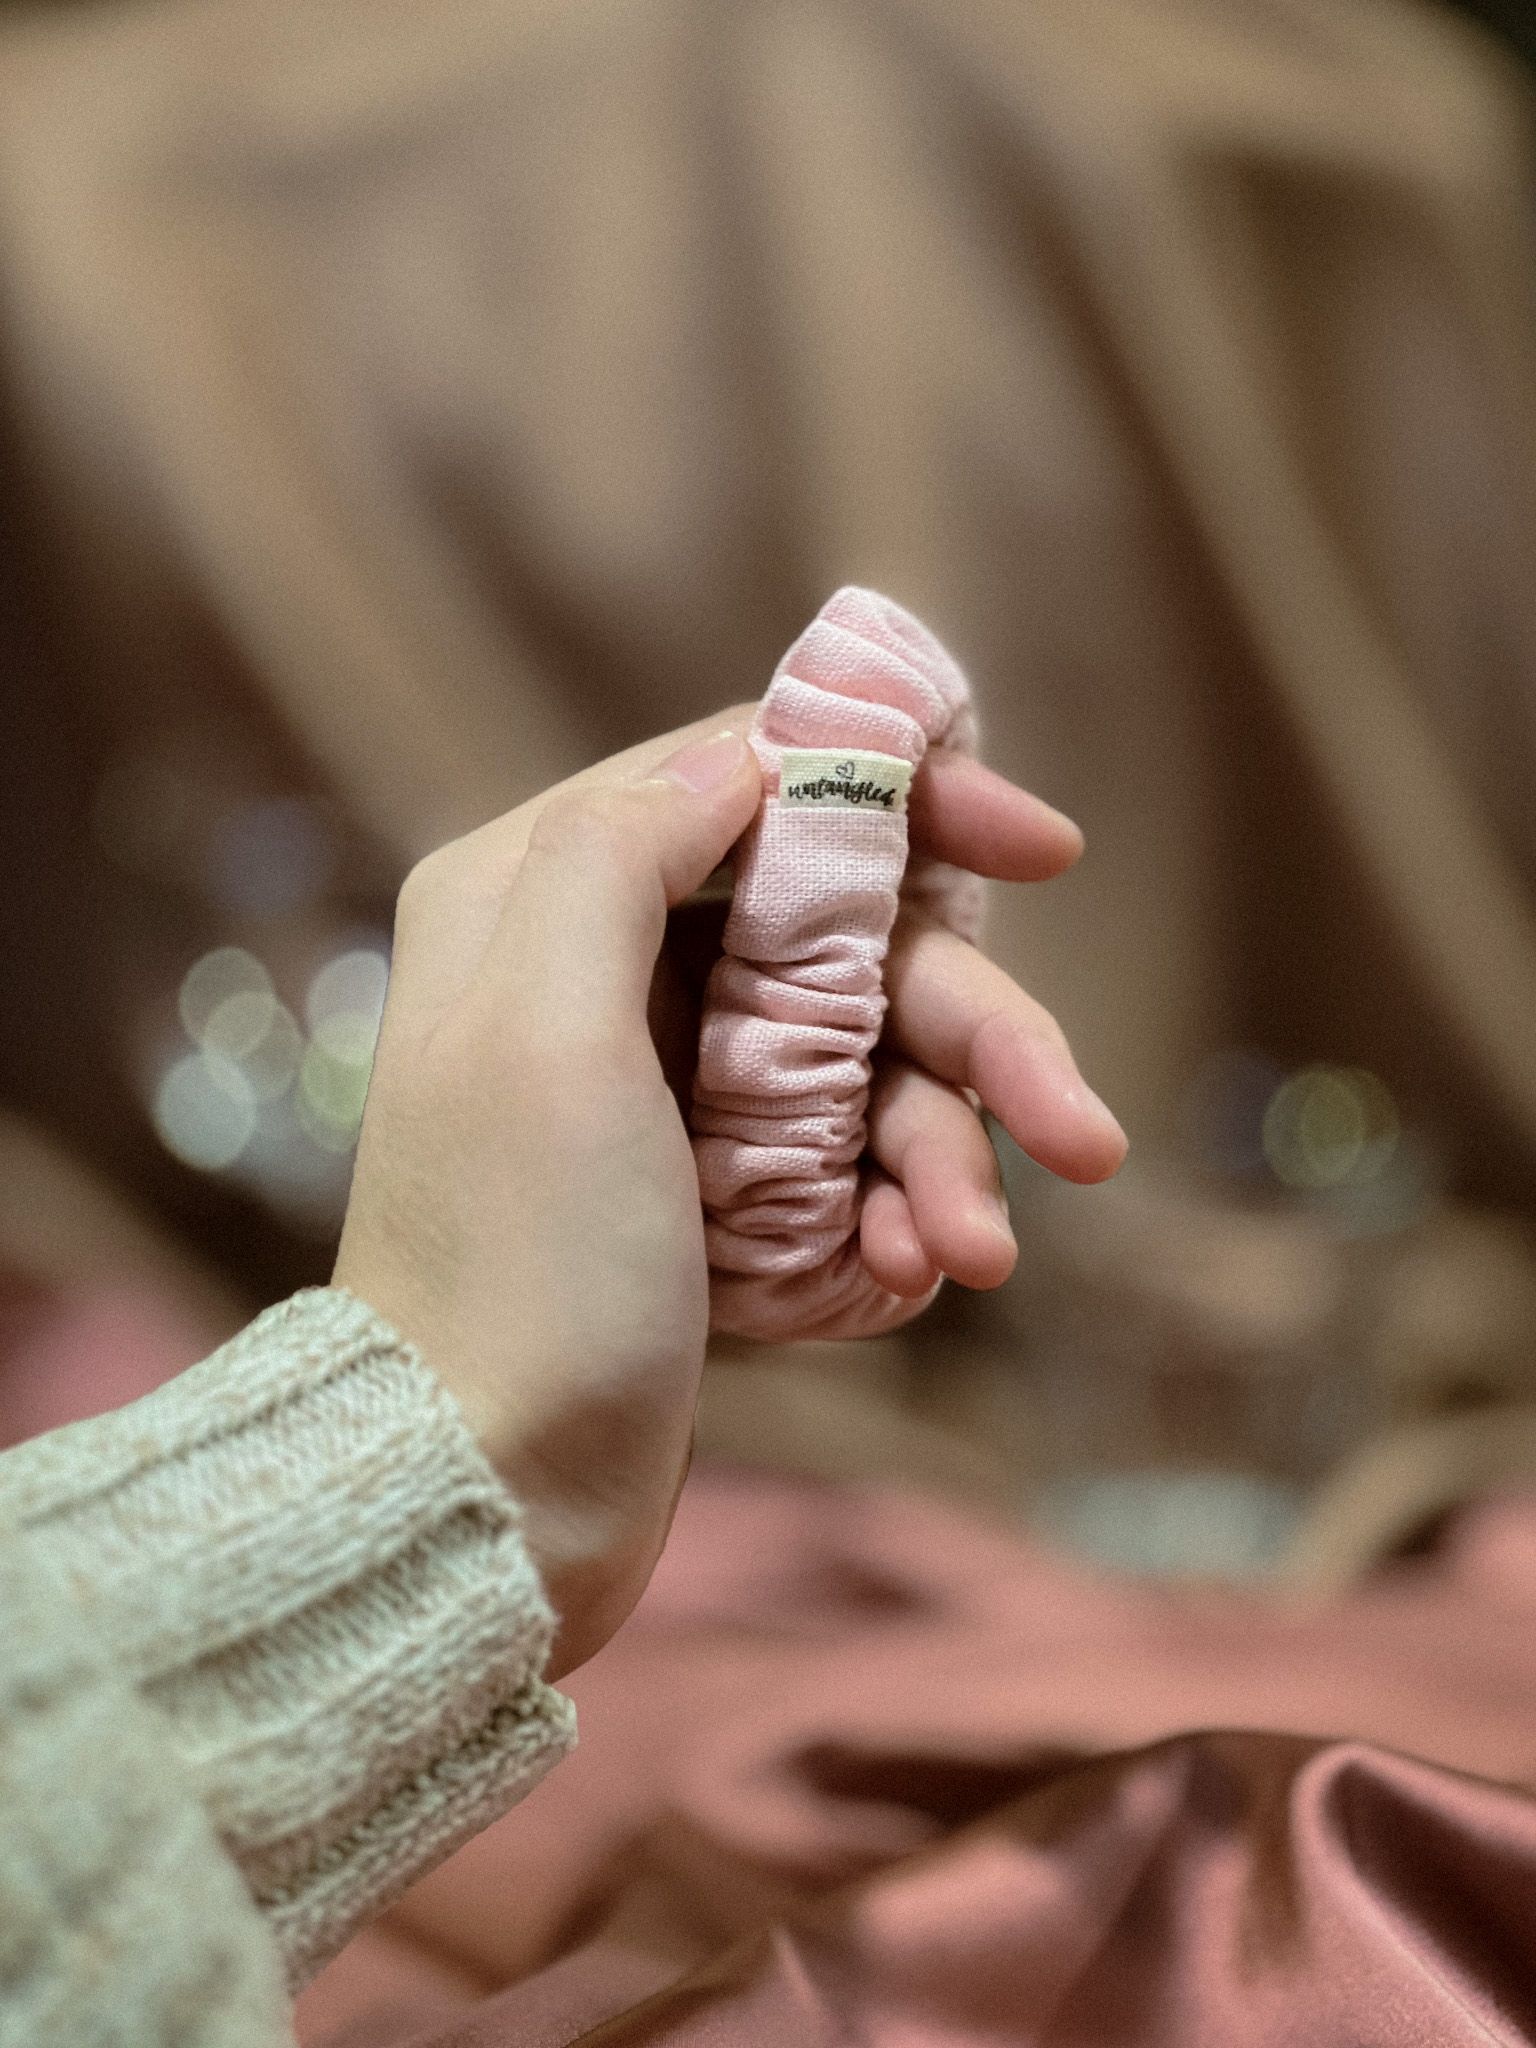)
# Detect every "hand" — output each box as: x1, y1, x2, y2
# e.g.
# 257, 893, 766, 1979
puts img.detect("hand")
333, 709, 1125, 1676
